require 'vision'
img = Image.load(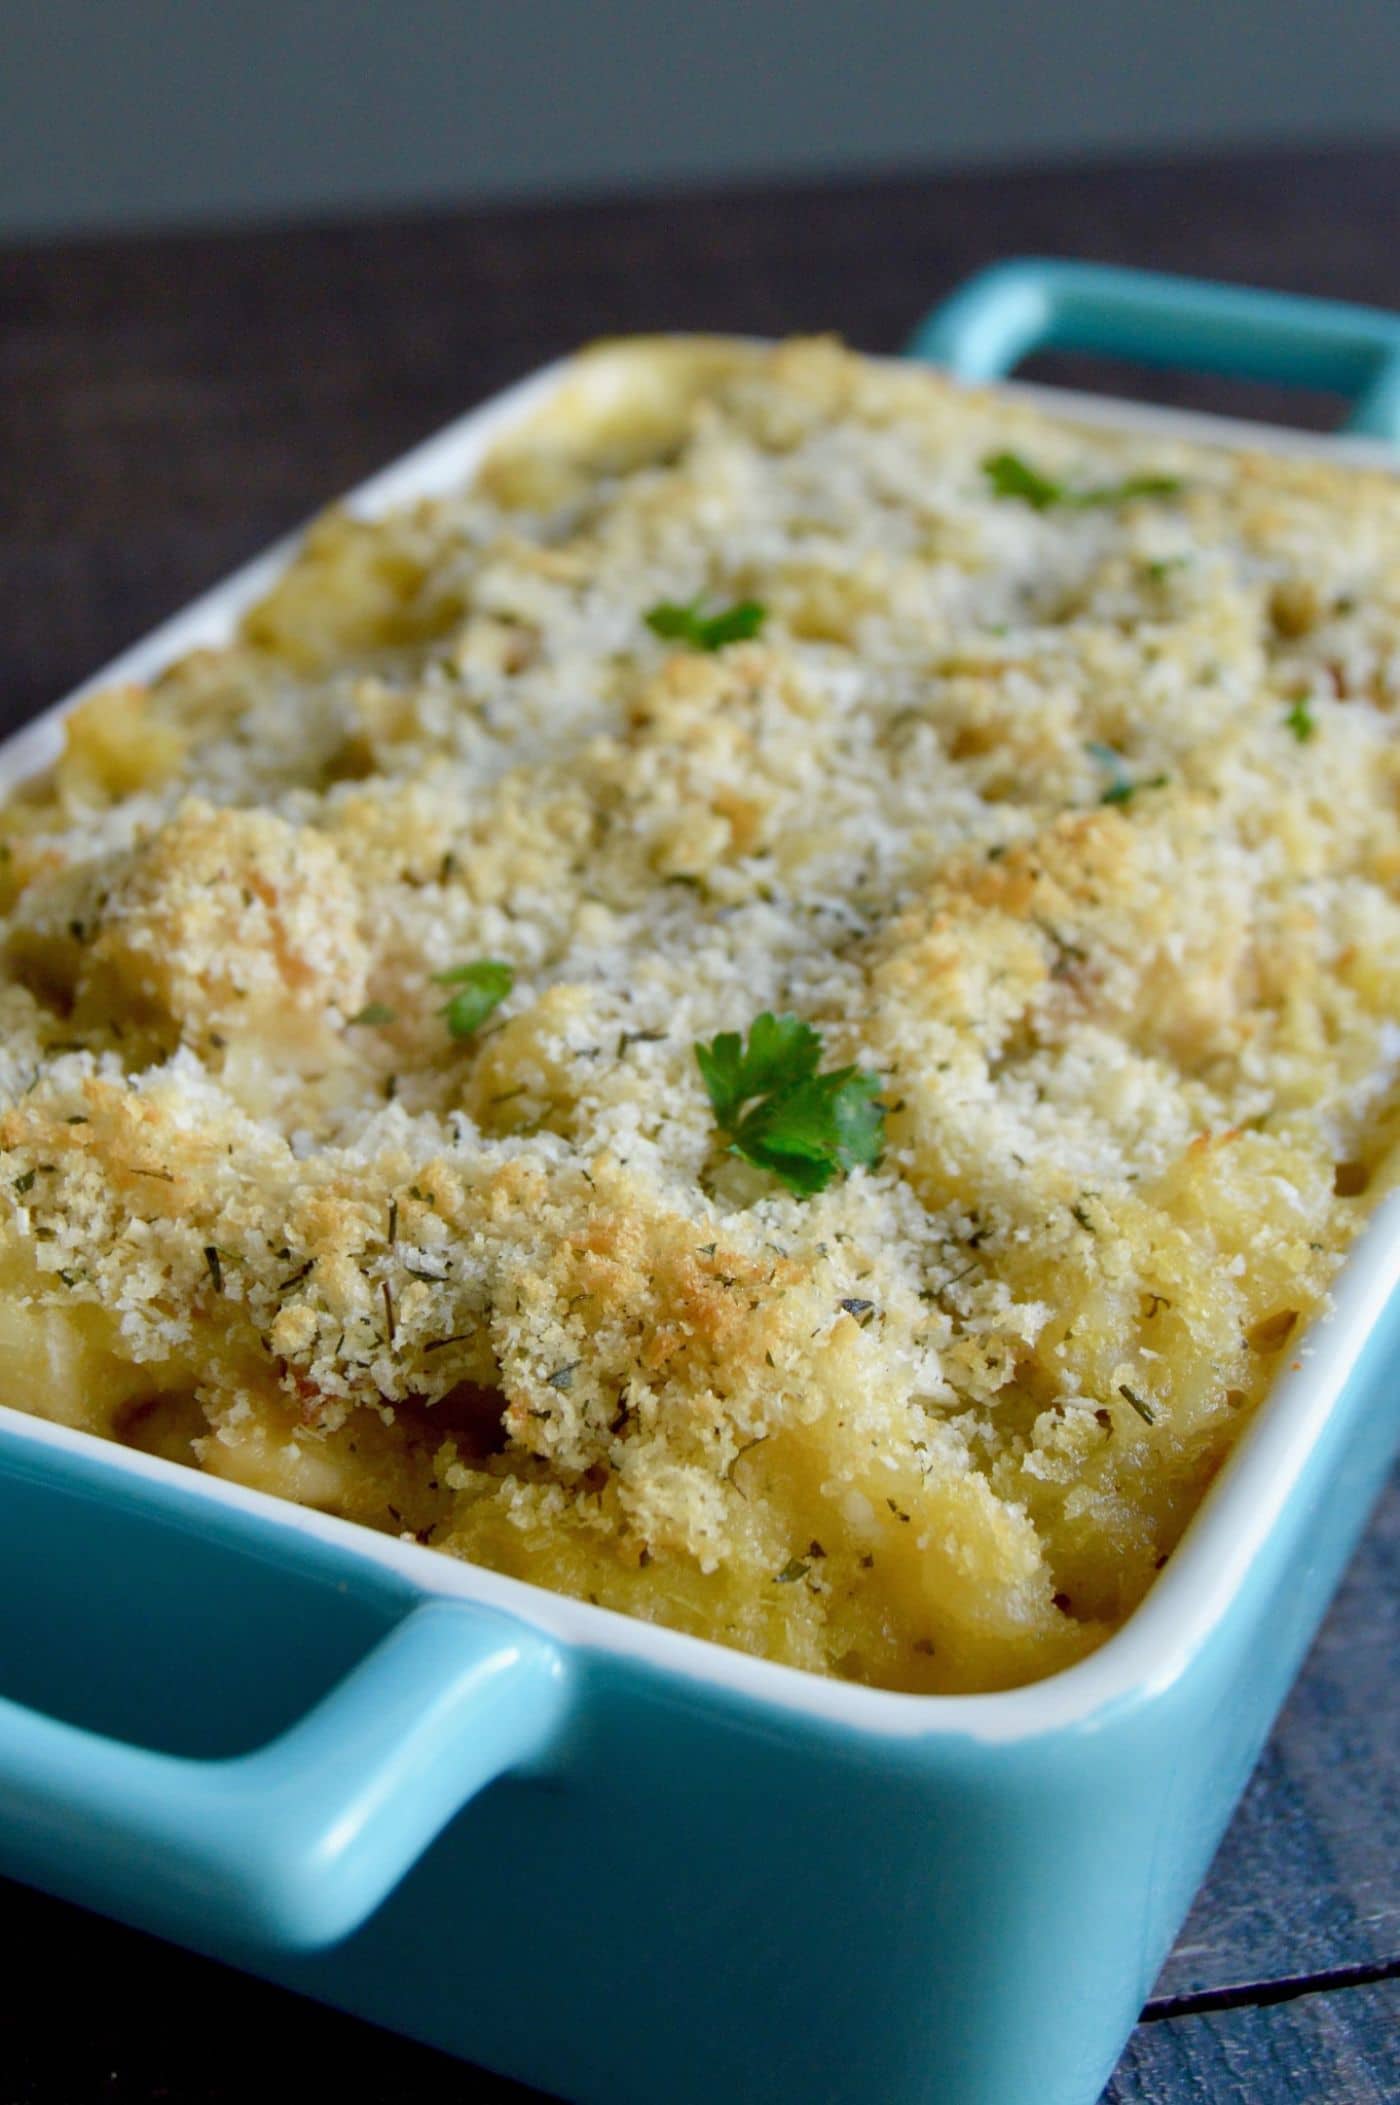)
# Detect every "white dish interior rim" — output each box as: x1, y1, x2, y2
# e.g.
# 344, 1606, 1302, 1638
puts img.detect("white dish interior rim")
3, 347, 1397, 1749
